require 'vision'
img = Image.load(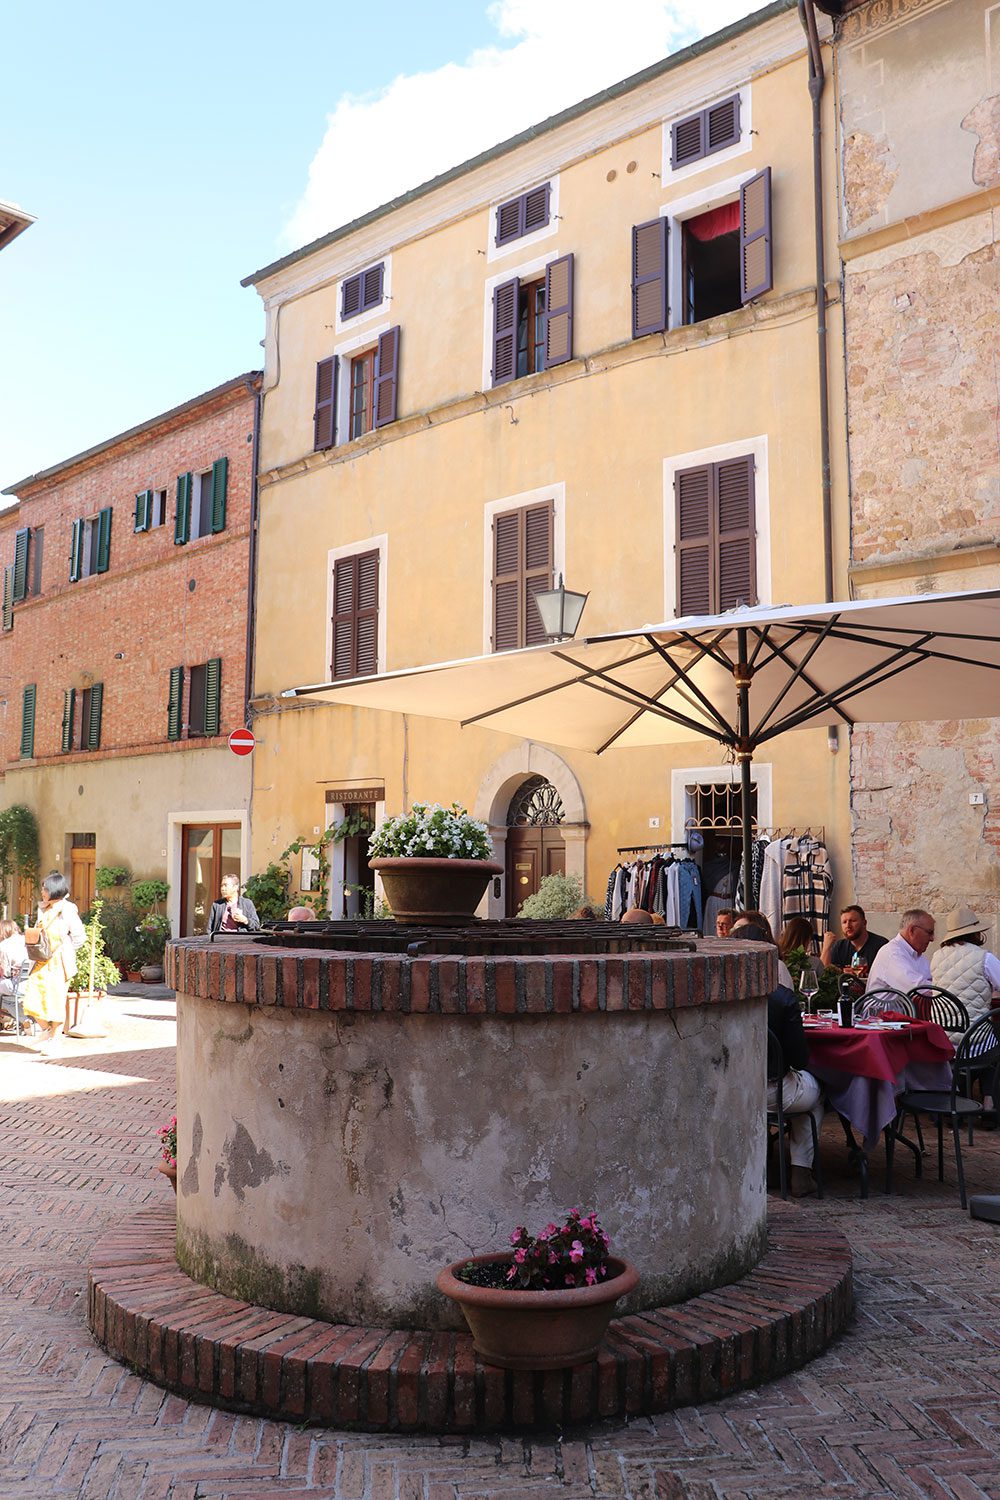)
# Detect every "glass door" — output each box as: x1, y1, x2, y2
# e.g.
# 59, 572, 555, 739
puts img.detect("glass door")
181, 823, 241, 935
